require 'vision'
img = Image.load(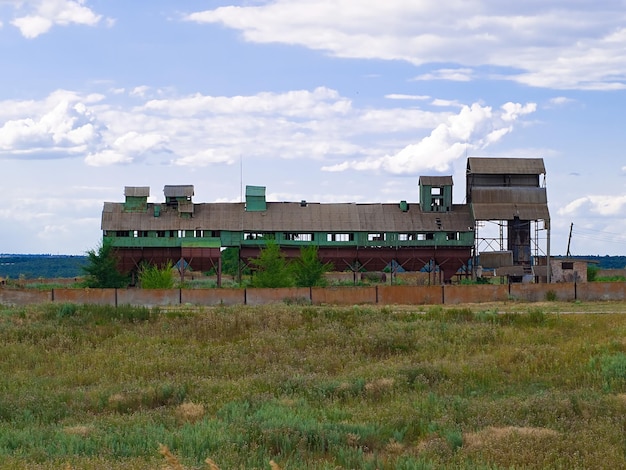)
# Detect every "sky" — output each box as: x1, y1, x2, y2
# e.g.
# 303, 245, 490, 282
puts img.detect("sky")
1, 0, 625, 257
